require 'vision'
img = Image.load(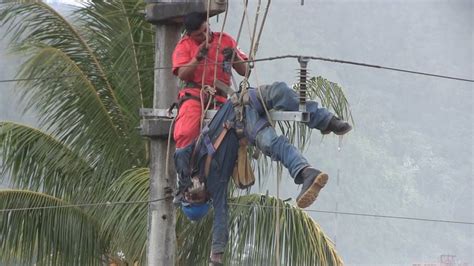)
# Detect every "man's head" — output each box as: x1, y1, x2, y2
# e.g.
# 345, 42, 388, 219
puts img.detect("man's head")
181, 177, 210, 221
185, 177, 209, 204
184, 12, 209, 43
